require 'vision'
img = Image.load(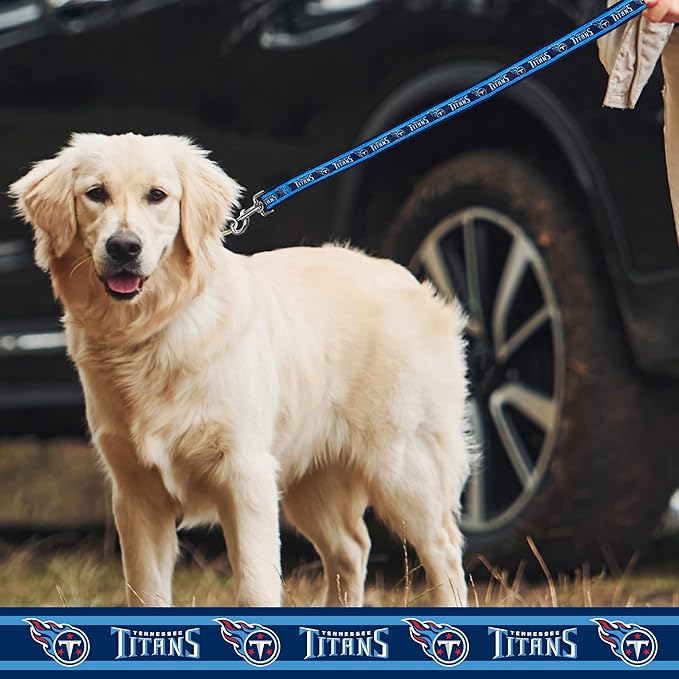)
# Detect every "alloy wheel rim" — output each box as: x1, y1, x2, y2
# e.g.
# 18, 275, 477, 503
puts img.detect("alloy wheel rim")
409, 207, 565, 534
